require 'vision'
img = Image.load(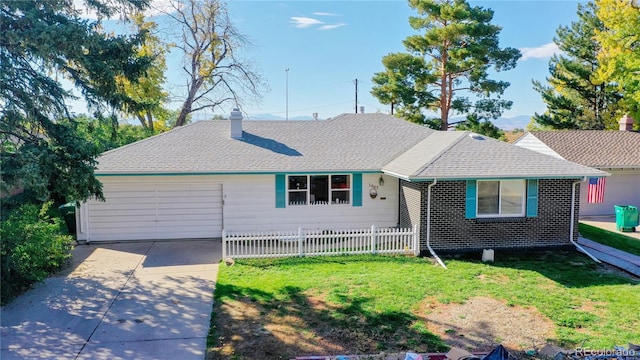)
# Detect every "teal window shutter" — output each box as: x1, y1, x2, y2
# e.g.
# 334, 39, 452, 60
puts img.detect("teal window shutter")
526, 179, 538, 217
465, 180, 477, 219
275, 174, 286, 208
352, 173, 362, 207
